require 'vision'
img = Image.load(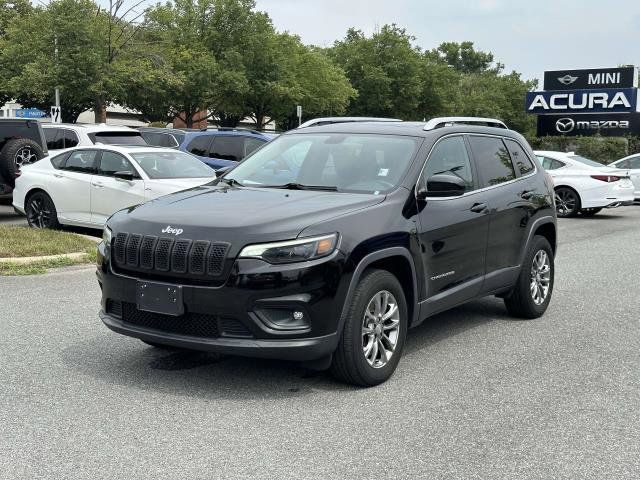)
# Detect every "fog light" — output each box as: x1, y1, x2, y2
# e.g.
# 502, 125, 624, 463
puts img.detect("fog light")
254, 308, 310, 331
